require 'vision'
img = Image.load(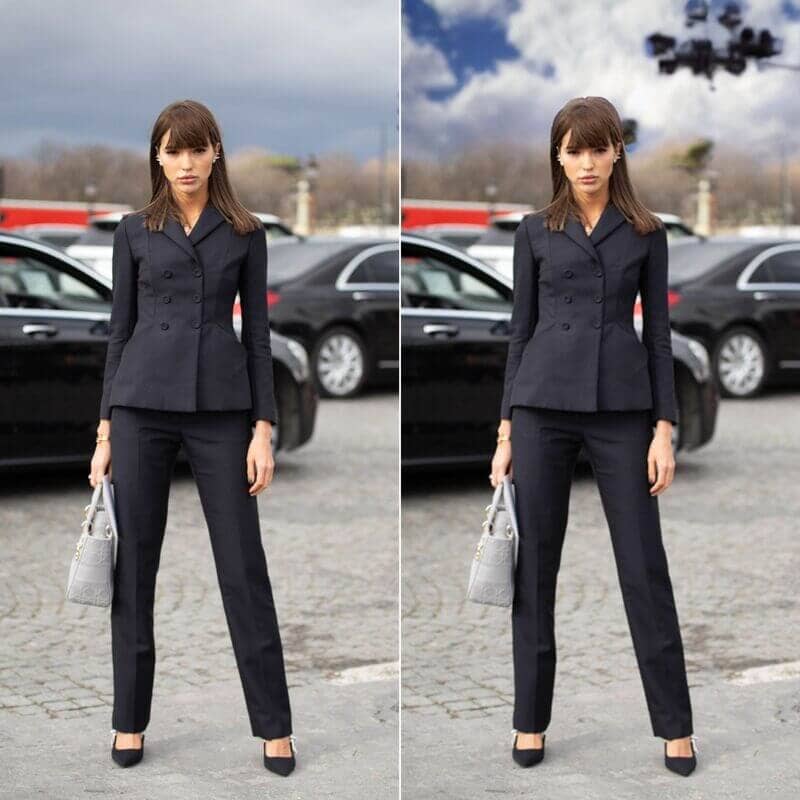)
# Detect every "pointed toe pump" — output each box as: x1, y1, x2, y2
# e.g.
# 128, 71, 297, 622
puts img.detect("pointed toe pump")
263, 735, 296, 776
664, 734, 698, 776
511, 730, 546, 768
110, 729, 145, 768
